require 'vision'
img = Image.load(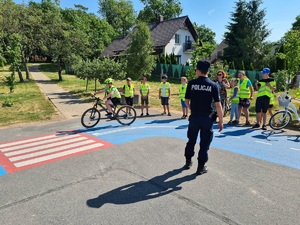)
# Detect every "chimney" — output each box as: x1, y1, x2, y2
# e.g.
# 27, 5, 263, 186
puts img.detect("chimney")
158, 15, 163, 23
